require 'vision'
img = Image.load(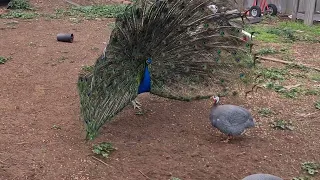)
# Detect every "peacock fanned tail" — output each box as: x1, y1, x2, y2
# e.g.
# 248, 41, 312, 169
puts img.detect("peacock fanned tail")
77, 0, 255, 140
